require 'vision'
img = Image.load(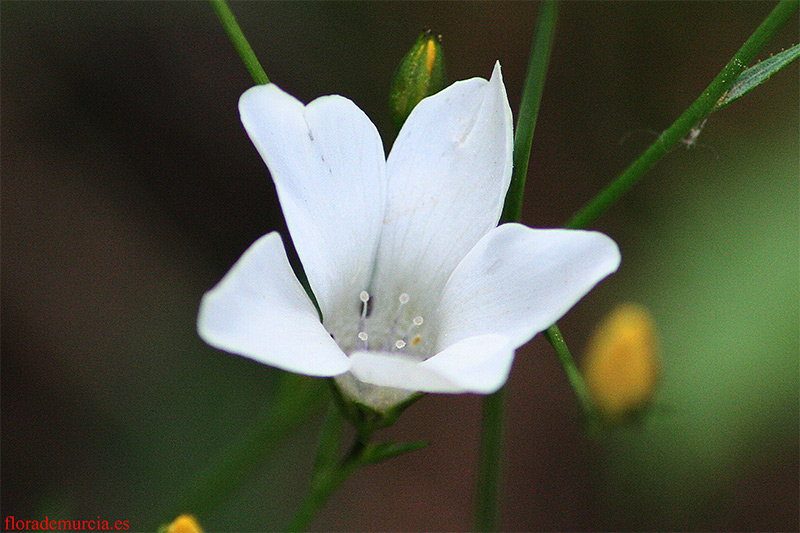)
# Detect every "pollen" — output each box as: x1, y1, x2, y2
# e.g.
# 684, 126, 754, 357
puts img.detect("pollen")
411, 335, 422, 347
